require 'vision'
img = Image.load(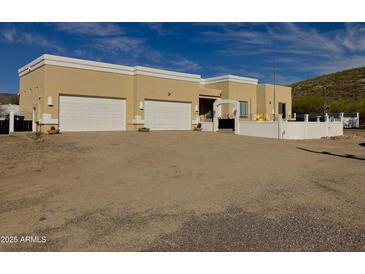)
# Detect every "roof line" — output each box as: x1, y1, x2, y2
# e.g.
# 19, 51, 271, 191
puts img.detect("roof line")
18, 54, 258, 84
